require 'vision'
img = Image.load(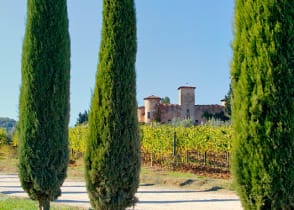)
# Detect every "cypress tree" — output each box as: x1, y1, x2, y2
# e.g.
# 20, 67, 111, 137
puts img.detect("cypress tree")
18, 1, 70, 209
231, 0, 294, 209
84, 0, 140, 209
